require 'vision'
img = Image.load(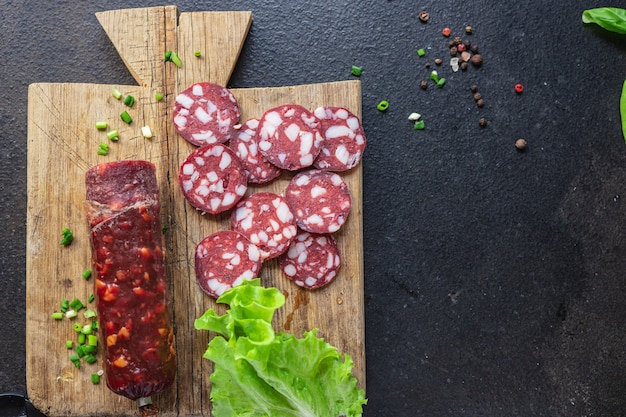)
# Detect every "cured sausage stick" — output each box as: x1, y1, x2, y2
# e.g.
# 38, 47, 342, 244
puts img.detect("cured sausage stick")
84, 161, 176, 416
